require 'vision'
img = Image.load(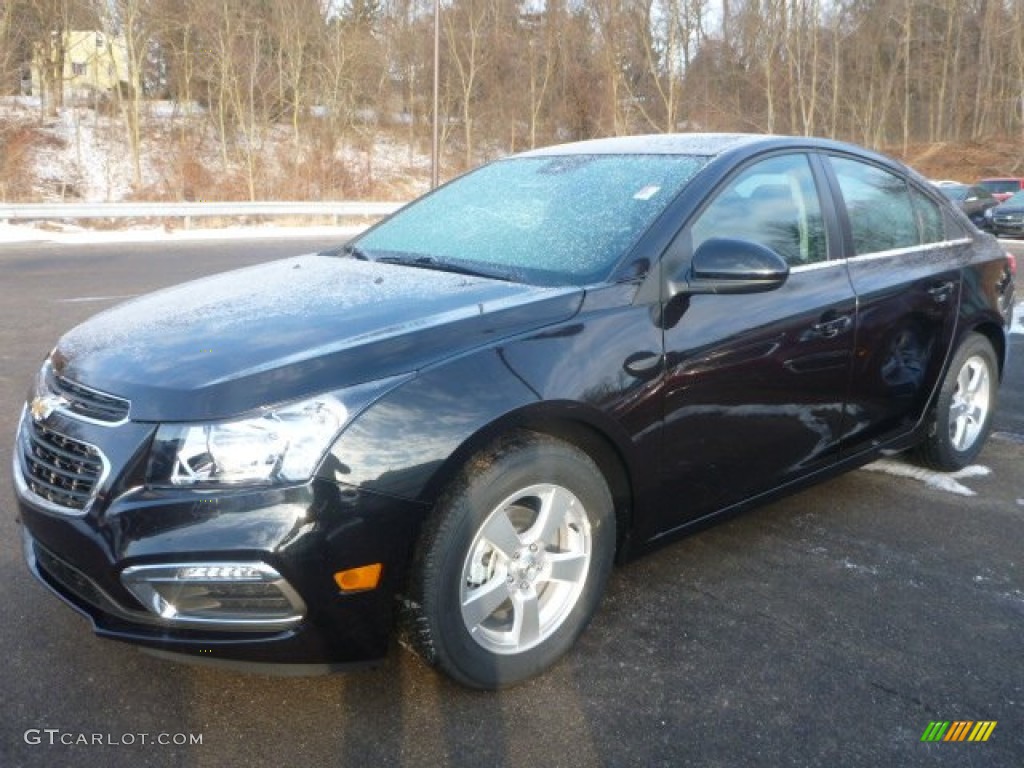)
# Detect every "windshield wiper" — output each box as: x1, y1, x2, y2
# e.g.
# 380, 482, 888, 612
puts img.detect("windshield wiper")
376, 254, 516, 282
343, 244, 371, 260
318, 243, 371, 260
